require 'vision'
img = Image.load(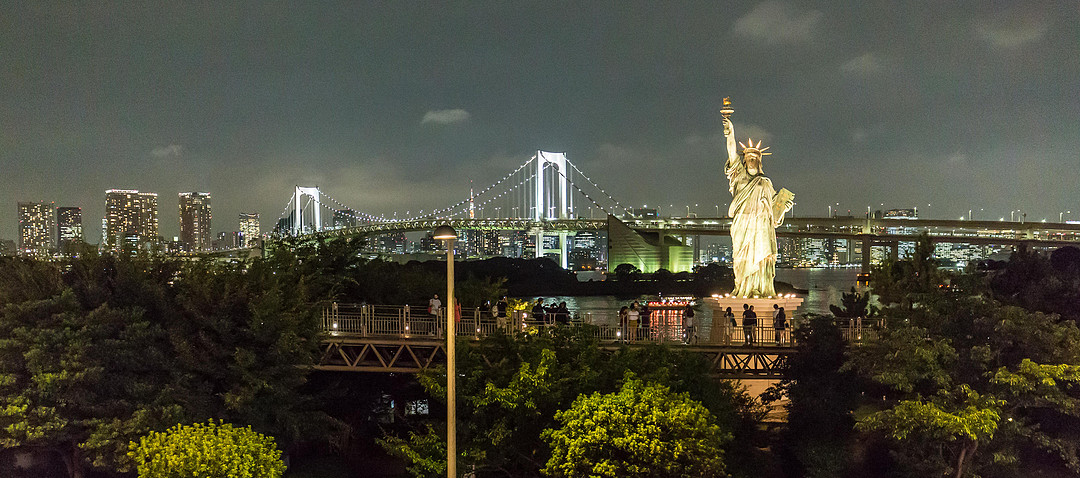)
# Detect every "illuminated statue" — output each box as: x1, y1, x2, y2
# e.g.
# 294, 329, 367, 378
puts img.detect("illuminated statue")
722, 115, 794, 298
